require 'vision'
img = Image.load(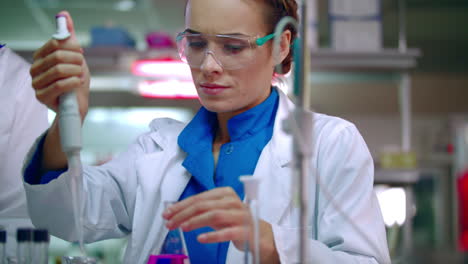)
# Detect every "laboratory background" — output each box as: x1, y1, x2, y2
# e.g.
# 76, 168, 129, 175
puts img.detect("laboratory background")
1, 0, 468, 263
